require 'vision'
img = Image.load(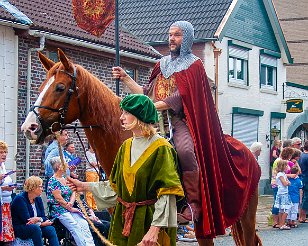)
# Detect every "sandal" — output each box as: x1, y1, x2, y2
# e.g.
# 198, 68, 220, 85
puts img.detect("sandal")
279, 225, 291, 230
272, 224, 280, 228
299, 220, 308, 223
